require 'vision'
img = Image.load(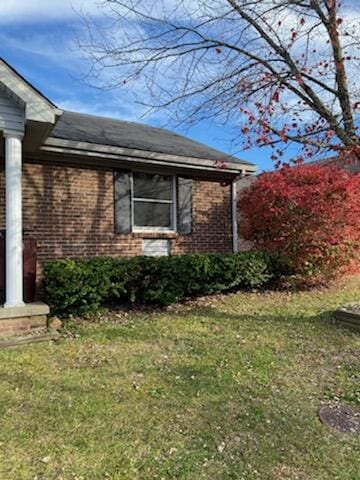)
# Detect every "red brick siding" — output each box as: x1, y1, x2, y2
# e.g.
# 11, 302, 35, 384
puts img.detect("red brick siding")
0, 315, 47, 339
0, 161, 233, 274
